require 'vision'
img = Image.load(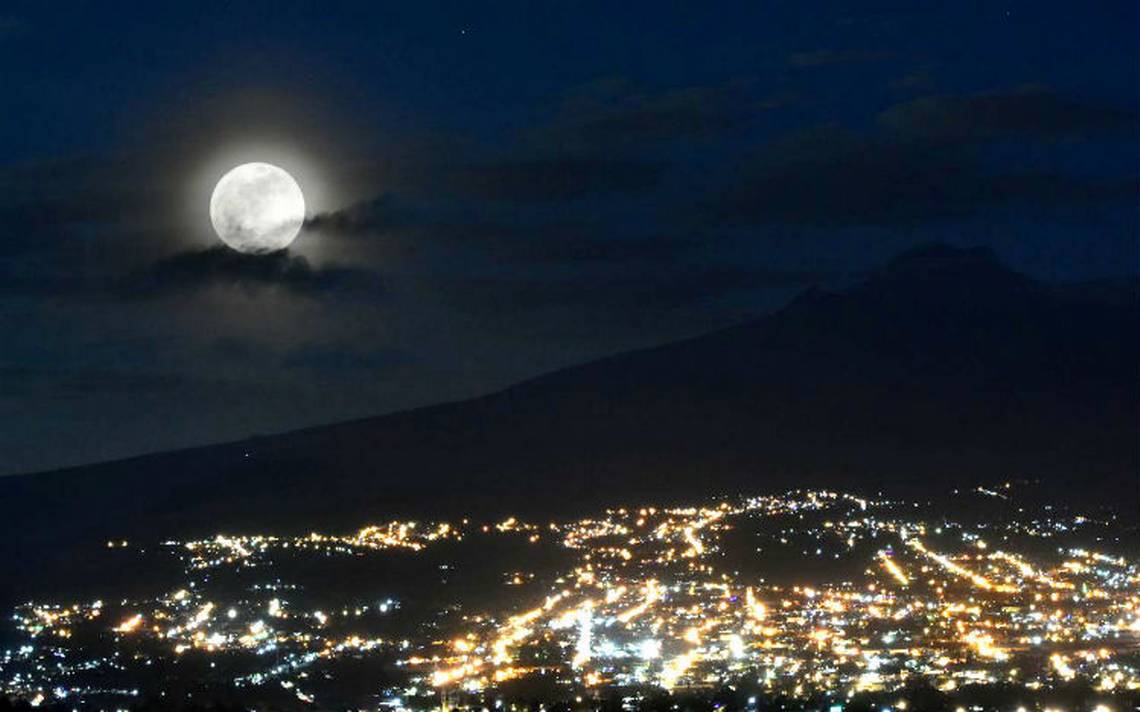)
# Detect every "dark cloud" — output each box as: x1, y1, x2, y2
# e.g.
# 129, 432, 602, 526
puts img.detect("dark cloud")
488, 232, 692, 265
0, 365, 198, 398
282, 343, 409, 372
879, 87, 1138, 141
0, 264, 95, 298
889, 69, 933, 90
708, 109, 1138, 229
405, 221, 691, 266
305, 181, 680, 270
788, 50, 891, 67
0, 192, 158, 245
449, 158, 663, 202
0, 16, 25, 39
440, 264, 844, 315
117, 247, 387, 300
305, 194, 414, 236
308, 156, 662, 220
310, 86, 1138, 272
308, 192, 688, 265
0, 156, 161, 259
533, 78, 750, 148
